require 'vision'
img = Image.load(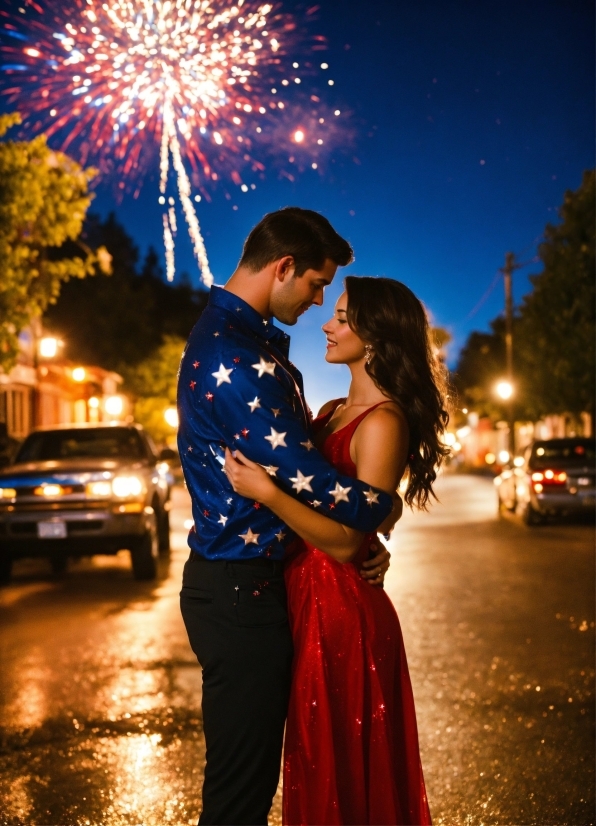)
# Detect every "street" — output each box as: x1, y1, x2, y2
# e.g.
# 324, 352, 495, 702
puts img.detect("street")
0, 474, 593, 826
